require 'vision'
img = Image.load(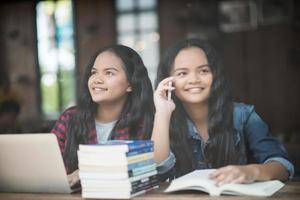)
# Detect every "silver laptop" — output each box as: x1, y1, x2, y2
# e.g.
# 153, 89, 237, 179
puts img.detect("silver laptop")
0, 133, 72, 193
